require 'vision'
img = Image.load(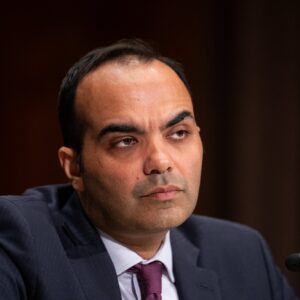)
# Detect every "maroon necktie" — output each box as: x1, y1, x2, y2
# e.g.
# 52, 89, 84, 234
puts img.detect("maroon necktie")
130, 261, 163, 300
